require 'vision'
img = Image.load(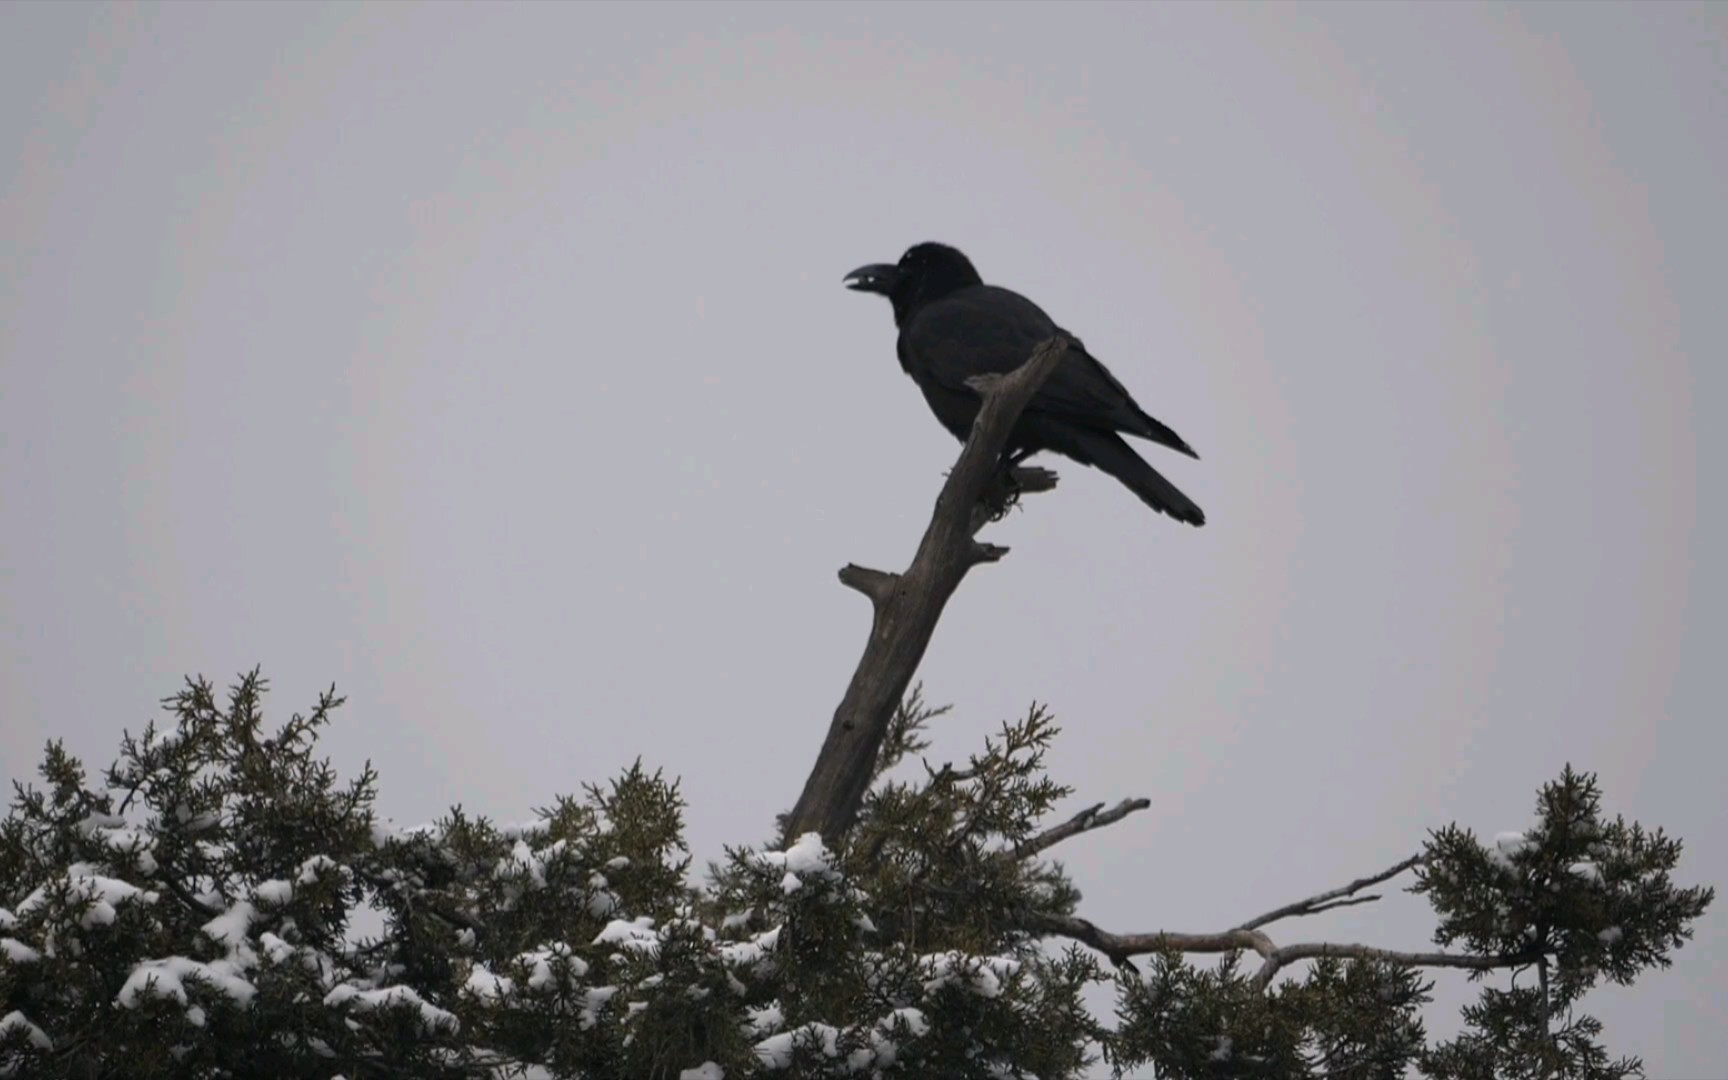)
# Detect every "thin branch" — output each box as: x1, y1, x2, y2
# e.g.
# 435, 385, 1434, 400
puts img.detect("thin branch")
1029, 852, 1524, 989
1015, 798, 1151, 860
1032, 910, 1545, 990
1237, 853, 1425, 931
1250, 942, 1545, 991
922, 760, 982, 784
1294, 894, 1383, 917
784, 337, 1072, 844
